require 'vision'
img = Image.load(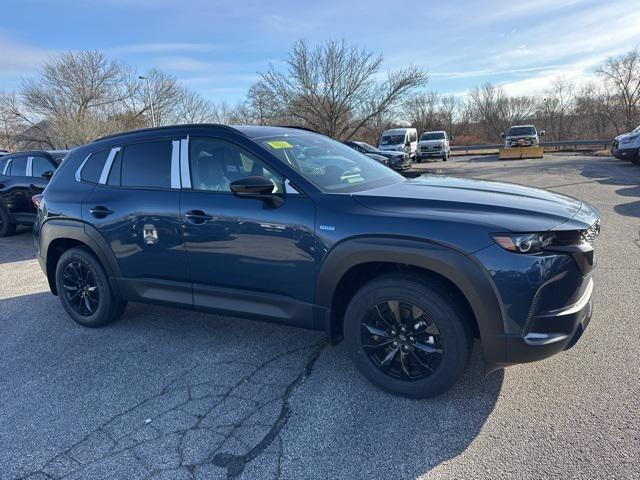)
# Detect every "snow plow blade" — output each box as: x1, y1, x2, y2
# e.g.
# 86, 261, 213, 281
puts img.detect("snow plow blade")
498, 147, 544, 160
